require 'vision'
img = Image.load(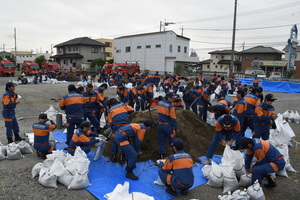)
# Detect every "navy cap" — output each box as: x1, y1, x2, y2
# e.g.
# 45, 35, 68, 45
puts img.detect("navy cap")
68, 84, 76, 91
171, 138, 184, 149
237, 137, 253, 149
144, 119, 154, 127
39, 113, 48, 119
80, 121, 91, 129
237, 89, 245, 96
6, 82, 16, 88
86, 83, 93, 88
265, 94, 277, 101
223, 114, 232, 127
166, 92, 176, 99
